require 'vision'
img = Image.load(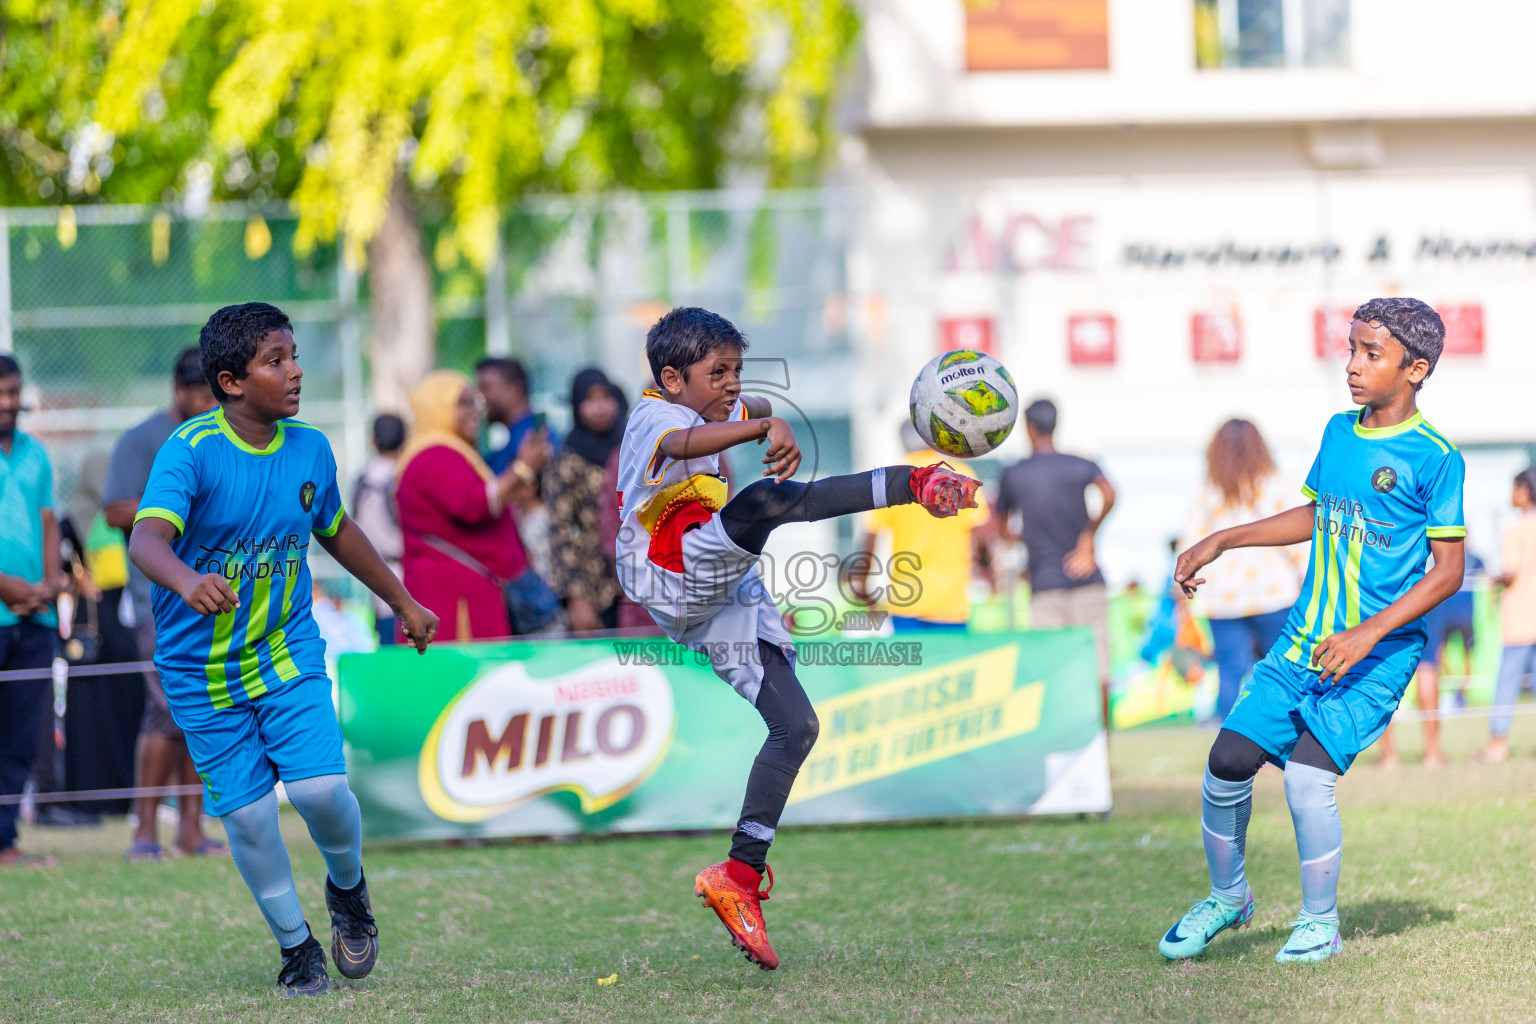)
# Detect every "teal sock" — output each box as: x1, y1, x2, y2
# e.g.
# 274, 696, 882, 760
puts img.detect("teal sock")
1201, 769, 1253, 904
221, 790, 310, 948
1284, 761, 1342, 923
